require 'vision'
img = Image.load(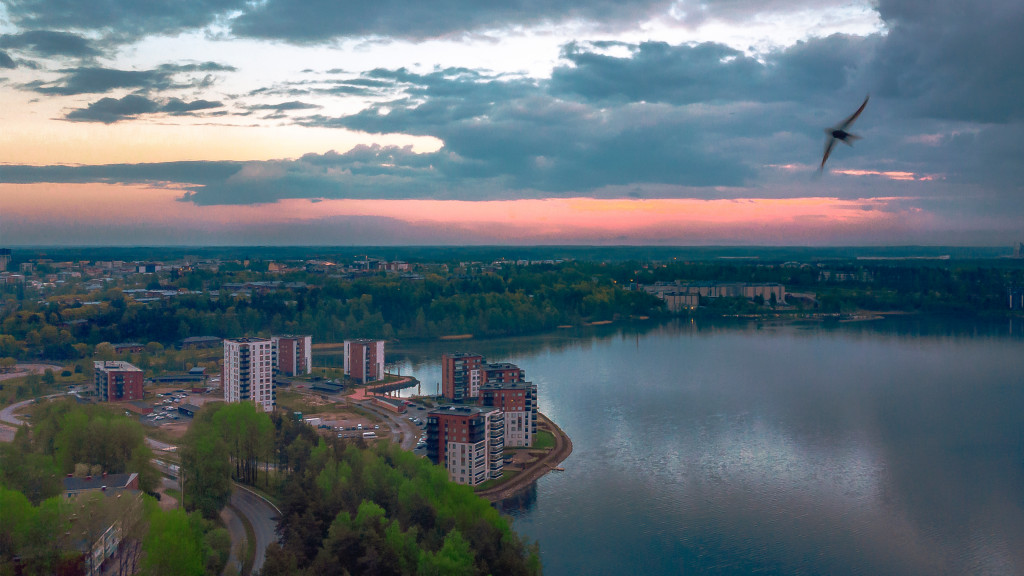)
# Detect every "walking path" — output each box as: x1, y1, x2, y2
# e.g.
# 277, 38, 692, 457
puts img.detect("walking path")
475, 413, 573, 502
